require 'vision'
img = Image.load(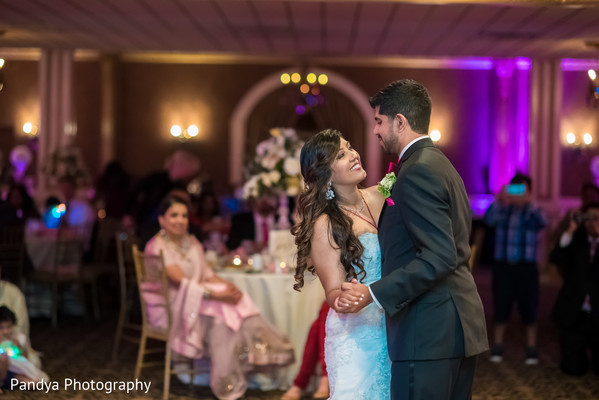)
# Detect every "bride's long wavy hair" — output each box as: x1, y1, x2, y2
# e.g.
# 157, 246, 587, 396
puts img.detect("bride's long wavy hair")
291, 129, 366, 291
